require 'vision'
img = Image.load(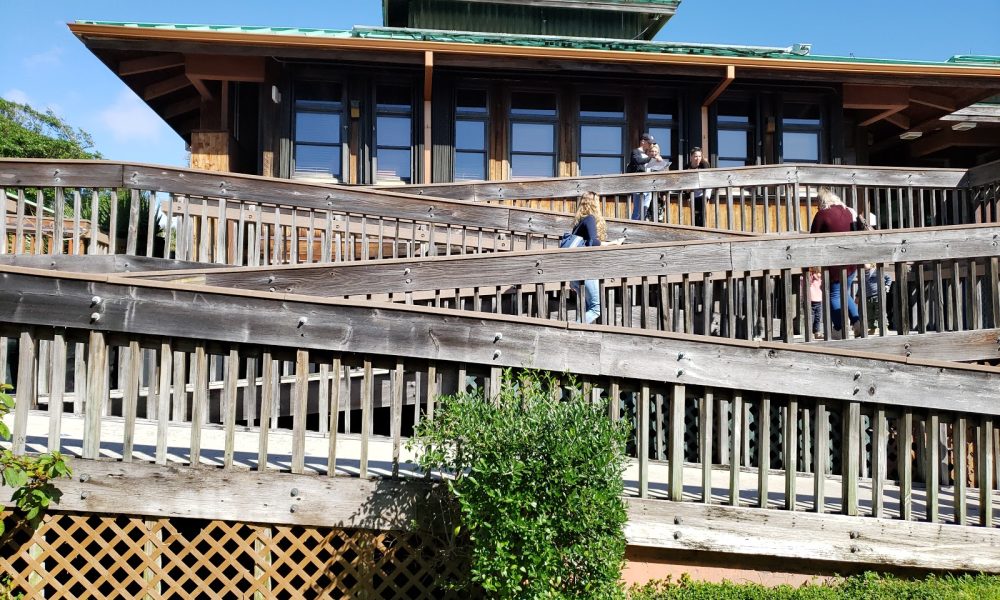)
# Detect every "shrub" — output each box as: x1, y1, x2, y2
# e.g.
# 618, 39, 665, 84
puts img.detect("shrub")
410, 370, 631, 599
